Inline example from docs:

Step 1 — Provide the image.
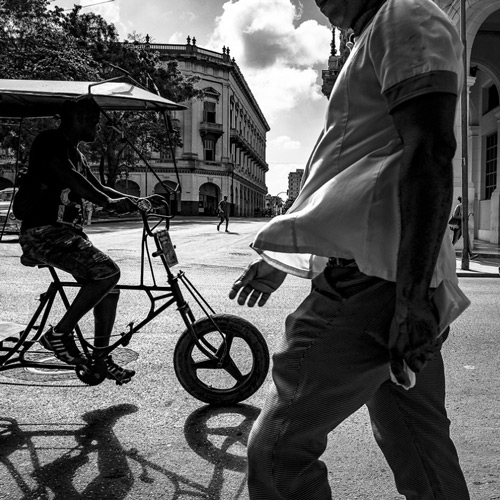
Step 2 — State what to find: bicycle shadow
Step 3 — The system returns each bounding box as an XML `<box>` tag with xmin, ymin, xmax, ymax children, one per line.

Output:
<box><xmin>0</xmin><ymin>404</ymin><xmax>137</xmax><ymax>500</ymax></box>
<box><xmin>0</xmin><ymin>403</ymin><xmax>261</xmax><ymax>500</ymax></box>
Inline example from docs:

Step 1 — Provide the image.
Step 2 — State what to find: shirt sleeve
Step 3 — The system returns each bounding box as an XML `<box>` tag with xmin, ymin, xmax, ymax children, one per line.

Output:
<box><xmin>368</xmin><ymin>0</ymin><xmax>463</xmax><ymax>112</ymax></box>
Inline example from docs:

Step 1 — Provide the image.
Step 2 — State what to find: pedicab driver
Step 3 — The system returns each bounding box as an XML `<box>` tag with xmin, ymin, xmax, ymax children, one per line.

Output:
<box><xmin>229</xmin><ymin>0</ymin><xmax>471</xmax><ymax>498</ymax></box>
<box><xmin>14</xmin><ymin>96</ymin><xmax>146</xmax><ymax>385</ymax></box>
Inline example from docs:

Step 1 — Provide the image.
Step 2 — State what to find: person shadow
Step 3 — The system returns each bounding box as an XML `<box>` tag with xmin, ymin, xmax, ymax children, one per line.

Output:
<box><xmin>0</xmin><ymin>403</ymin><xmax>260</xmax><ymax>500</ymax></box>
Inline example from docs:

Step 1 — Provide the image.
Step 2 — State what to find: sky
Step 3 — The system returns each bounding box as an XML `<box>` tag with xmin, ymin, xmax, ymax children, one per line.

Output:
<box><xmin>51</xmin><ymin>0</ymin><xmax>335</xmax><ymax>196</ymax></box>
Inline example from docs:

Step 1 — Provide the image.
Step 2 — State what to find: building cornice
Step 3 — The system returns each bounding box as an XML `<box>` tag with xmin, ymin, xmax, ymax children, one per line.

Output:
<box><xmin>137</xmin><ymin>41</ymin><xmax>270</xmax><ymax>131</ymax></box>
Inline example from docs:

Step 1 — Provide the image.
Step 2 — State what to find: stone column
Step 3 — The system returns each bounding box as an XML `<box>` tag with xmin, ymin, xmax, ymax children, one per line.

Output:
<box><xmin>488</xmin><ymin>108</ymin><xmax>500</xmax><ymax>243</ymax></box>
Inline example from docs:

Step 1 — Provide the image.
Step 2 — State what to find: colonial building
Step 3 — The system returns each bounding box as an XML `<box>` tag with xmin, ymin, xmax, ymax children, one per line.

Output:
<box><xmin>126</xmin><ymin>37</ymin><xmax>270</xmax><ymax>216</ymax></box>
<box><xmin>321</xmin><ymin>1</ymin><xmax>500</xmax><ymax>246</ymax></box>
<box><xmin>0</xmin><ymin>41</ymin><xmax>270</xmax><ymax>218</ymax></box>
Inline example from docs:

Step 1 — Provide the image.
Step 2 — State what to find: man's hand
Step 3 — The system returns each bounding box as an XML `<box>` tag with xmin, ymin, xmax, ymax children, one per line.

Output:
<box><xmin>106</xmin><ymin>197</ymin><xmax>136</xmax><ymax>214</ymax></box>
<box><xmin>229</xmin><ymin>259</ymin><xmax>287</xmax><ymax>307</ymax></box>
<box><xmin>389</xmin><ymin>297</ymin><xmax>440</xmax><ymax>387</ymax></box>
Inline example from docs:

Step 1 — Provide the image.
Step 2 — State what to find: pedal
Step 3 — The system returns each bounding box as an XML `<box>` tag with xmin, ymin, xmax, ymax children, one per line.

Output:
<box><xmin>0</xmin><ymin>337</ymin><xmax>19</xmax><ymax>352</ymax></box>
<box><xmin>120</xmin><ymin>321</ymin><xmax>136</xmax><ymax>347</ymax></box>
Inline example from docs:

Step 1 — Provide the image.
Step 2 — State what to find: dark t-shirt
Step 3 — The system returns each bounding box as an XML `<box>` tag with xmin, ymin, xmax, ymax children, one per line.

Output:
<box><xmin>15</xmin><ymin>129</ymin><xmax>86</xmax><ymax>231</ymax></box>
<box><xmin>219</xmin><ymin>200</ymin><xmax>228</xmax><ymax>216</ymax></box>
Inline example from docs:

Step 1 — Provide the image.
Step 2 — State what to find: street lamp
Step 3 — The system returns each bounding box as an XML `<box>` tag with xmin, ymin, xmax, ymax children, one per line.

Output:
<box><xmin>460</xmin><ymin>0</ymin><xmax>470</xmax><ymax>270</ymax></box>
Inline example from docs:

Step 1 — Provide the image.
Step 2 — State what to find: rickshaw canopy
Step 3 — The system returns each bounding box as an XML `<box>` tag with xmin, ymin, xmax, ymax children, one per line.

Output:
<box><xmin>0</xmin><ymin>79</ymin><xmax>187</xmax><ymax>118</ymax></box>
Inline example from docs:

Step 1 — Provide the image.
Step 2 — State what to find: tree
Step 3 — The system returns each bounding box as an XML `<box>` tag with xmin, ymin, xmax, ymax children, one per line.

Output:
<box><xmin>0</xmin><ymin>0</ymin><xmax>203</xmax><ymax>186</ymax></box>
<box><xmin>0</xmin><ymin>0</ymin><xmax>100</xmax><ymax>81</ymax></box>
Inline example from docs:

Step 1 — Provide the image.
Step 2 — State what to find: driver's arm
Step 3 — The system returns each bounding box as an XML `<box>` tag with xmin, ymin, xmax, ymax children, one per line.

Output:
<box><xmin>84</xmin><ymin>166</ymin><xmax>139</xmax><ymax>201</ymax></box>
<box><xmin>45</xmin><ymin>158</ymin><xmax>129</xmax><ymax>209</ymax></box>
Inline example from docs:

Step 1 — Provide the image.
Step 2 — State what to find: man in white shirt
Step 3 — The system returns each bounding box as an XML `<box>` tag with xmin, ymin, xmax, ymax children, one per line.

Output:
<box><xmin>229</xmin><ymin>0</ymin><xmax>471</xmax><ymax>498</ymax></box>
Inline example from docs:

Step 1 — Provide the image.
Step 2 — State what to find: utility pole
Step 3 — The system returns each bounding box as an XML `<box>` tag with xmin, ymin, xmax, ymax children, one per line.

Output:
<box><xmin>461</xmin><ymin>0</ymin><xmax>470</xmax><ymax>270</ymax></box>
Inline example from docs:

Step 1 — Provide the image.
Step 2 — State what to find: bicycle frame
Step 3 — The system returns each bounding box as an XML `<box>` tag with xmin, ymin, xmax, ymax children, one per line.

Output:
<box><xmin>0</xmin><ymin>207</ymin><xmax>226</xmax><ymax>373</ymax></box>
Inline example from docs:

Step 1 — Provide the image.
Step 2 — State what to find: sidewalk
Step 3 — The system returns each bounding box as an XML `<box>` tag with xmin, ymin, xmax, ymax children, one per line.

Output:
<box><xmin>456</xmin><ymin>239</ymin><xmax>500</xmax><ymax>277</ymax></box>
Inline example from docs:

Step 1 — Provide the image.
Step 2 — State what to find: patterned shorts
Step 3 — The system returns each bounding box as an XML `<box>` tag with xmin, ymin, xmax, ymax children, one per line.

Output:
<box><xmin>19</xmin><ymin>225</ymin><xmax>120</xmax><ymax>281</ymax></box>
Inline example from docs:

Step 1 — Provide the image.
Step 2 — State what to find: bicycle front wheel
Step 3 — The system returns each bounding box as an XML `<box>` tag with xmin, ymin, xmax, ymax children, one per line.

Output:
<box><xmin>173</xmin><ymin>314</ymin><xmax>269</xmax><ymax>405</ymax></box>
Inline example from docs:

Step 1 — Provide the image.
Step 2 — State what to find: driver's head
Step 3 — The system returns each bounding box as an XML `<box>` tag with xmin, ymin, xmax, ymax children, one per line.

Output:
<box><xmin>61</xmin><ymin>96</ymin><xmax>100</xmax><ymax>143</ymax></box>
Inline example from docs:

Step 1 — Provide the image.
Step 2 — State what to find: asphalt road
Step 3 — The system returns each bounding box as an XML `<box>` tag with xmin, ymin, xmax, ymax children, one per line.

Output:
<box><xmin>0</xmin><ymin>218</ymin><xmax>498</xmax><ymax>499</ymax></box>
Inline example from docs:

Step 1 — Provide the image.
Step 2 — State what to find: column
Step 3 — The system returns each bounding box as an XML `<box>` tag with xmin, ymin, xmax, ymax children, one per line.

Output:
<box><xmin>489</xmin><ymin>108</ymin><xmax>500</xmax><ymax>244</ymax></box>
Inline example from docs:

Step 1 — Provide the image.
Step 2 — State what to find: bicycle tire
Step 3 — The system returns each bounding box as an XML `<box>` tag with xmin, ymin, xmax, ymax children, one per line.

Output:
<box><xmin>174</xmin><ymin>314</ymin><xmax>269</xmax><ymax>405</ymax></box>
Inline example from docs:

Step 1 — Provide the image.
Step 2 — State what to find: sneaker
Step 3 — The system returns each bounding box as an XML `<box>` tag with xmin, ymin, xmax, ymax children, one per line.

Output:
<box><xmin>39</xmin><ymin>327</ymin><xmax>86</xmax><ymax>365</ymax></box>
<box><xmin>105</xmin><ymin>356</ymin><xmax>135</xmax><ymax>385</ymax></box>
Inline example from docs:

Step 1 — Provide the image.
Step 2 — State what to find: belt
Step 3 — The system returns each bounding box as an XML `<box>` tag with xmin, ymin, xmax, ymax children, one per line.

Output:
<box><xmin>327</xmin><ymin>257</ymin><xmax>357</xmax><ymax>268</ymax></box>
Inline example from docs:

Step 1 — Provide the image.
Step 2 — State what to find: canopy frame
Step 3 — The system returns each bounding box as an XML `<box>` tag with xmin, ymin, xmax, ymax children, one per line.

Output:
<box><xmin>0</xmin><ymin>77</ymin><xmax>186</xmax><ymax>240</ymax></box>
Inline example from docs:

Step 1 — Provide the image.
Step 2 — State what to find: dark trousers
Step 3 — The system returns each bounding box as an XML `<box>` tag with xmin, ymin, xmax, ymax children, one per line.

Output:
<box><xmin>247</xmin><ymin>269</ymin><xmax>470</xmax><ymax>499</ymax></box>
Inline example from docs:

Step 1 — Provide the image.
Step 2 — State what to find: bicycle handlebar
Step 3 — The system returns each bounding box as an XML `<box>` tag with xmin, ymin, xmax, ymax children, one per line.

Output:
<box><xmin>137</xmin><ymin>194</ymin><xmax>173</xmax><ymax>236</ymax></box>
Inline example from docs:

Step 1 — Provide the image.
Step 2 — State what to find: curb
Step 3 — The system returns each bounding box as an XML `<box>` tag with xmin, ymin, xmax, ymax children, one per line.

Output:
<box><xmin>455</xmin><ymin>252</ymin><xmax>500</xmax><ymax>259</ymax></box>
<box><xmin>457</xmin><ymin>272</ymin><xmax>500</xmax><ymax>278</ymax></box>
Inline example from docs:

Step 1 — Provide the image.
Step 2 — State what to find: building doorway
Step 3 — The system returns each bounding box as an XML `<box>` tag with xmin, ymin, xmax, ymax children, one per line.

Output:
<box><xmin>199</xmin><ymin>182</ymin><xmax>220</xmax><ymax>215</ymax></box>
<box><xmin>154</xmin><ymin>181</ymin><xmax>179</xmax><ymax>215</ymax></box>
<box><xmin>113</xmin><ymin>179</ymin><xmax>140</xmax><ymax>197</ymax></box>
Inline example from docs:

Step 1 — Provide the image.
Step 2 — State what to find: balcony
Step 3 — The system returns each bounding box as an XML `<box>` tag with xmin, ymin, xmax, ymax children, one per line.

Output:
<box><xmin>199</xmin><ymin>121</ymin><xmax>224</xmax><ymax>138</ymax></box>
<box><xmin>230</xmin><ymin>128</ymin><xmax>267</xmax><ymax>170</ymax></box>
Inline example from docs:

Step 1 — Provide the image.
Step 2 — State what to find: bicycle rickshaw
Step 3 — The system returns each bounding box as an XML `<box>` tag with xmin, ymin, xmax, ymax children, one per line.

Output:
<box><xmin>0</xmin><ymin>78</ymin><xmax>270</xmax><ymax>405</ymax></box>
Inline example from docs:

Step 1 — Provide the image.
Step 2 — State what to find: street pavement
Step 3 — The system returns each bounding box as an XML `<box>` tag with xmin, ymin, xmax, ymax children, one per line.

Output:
<box><xmin>0</xmin><ymin>217</ymin><xmax>499</xmax><ymax>499</ymax></box>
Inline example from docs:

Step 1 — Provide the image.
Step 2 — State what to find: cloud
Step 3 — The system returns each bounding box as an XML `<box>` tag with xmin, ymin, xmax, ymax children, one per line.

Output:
<box><xmin>90</xmin><ymin>1</ymin><xmax>121</xmax><ymax>26</ymax></box>
<box><xmin>246</xmin><ymin>65</ymin><xmax>323</xmax><ymax>121</ymax></box>
<box><xmin>180</xmin><ymin>11</ymin><xmax>196</xmax><ymax>23</ymax></box>
<box><xmin>208</xmin><ymin>0</ymin><xmax>331</xmax><ymax>121</ymax></box>
<box><xmin>268</xmin><ymin>135</ymin><xmax>301</xmax><ymax>150</ymax></box>
<box><xmin>266</xmin><ymin>162</ymin><xmax>304</xmax><ymax>195</ymax></box>
<box><xmin>168</xmin><ymin>32</ymin><xmax>185</xmax><ymax>44</ymax></box>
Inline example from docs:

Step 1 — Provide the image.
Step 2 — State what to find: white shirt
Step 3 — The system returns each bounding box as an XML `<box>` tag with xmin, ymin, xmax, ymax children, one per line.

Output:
<box><xmin>252</xmin><ymin>0</ymin><xmax>463</xmax><ymax>287</ymax></box>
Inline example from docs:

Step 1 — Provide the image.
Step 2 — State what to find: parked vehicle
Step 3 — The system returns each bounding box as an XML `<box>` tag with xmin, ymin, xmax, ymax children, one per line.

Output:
<box><xmin>0</xmin><ymin>186</ymin><xmax>20</xmax><ymax>233</ymax></box>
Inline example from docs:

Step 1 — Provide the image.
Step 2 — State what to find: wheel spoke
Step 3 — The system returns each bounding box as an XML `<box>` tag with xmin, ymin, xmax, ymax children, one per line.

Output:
<box><xmin>222</xmin><ymin>355</ymin><xmax>246</xmax><ymax>382</ymax></box>
<box><xmin>212</xmin><ymin>331</ymin><xmax>233</xmax><ymax>359</ymax></box>
<box><xmin>213</xmin><ymin>332</ymin><xmax>246</xmax><ymax>382</ymax></box>
<box><xmin>191</xmin><ymin>358</ymin><xmax>220</xmax><ymax>370</ymax></box>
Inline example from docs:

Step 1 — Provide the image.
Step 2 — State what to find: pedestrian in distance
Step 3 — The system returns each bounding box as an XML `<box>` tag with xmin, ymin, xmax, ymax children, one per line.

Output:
<box><xmin>83</xmin><ymin>199</ymin><xmax>94</xmax><ymax>225</ymax></box>
<box><xmin>229</xmin><ymin>0</ymin><xmax>471</xmax><ymax>498</ymax></box>
<box><xmin>13</xmin><ymin>96</ymin><xmax>152</xmax><ymax>384</ymax></box>
<box><xmin>450</xmin><ymin>196</ymin><xmax>478</xmax><ymax>259</ymax></box>
<box><xmin>217</xmin><ymin>195</ymin><xmax>230</xmax><ymax>232</ymax></box>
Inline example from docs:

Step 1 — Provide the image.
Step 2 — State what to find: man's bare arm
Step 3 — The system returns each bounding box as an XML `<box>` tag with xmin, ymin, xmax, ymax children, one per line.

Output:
<box><xmin>84</xmin><ymin>167</ymin><xmax>138</xmax><ymax>201</ymax></box>
<box><xmin>45</xmin><ymin>159</ymin><xmax>130</xmax><ymax>209</ymax></box>
<box><xmin>390</xmin><ymin>92</ymin><xmax>457</xmax><ymax>378</ymax></box>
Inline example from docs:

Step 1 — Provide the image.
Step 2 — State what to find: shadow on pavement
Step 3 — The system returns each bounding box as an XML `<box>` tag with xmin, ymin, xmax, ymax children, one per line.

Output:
<box><xmin>0</xmin><ymin>404</ymin><xmax>137</xmax><ymax>500</ymax></box>
<box><xmin>0</xmin><ymin>403</ymin><xmax>261</xmax><ymax>500</ymax></box>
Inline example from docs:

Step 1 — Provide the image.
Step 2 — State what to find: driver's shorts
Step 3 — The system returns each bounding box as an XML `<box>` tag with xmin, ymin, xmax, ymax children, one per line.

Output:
<box><xmin>19</xmin><ymin>224</ymin><xmax>120</xmax><ymax>281</ymax></box>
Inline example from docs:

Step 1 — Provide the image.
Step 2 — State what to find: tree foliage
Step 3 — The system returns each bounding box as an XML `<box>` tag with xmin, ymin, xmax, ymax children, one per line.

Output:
<box><xmin>0</xmin><ymin>0</ymin><xmax>203</xmax><ymax>186</ymax></box>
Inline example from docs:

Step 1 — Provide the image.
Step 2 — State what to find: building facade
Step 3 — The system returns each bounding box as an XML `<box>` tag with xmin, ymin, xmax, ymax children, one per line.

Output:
<box><xmin>288</xmin><ymin>169</ymin><xmax>304</xmax><ymax>201</ymax></box>
<box><xmin>0</xmin><ymin>40</ymin><xmax>270</xmax><ymax>218</ymax></box>
<box><xmin>322</xmin><ymin>1</ymin><xmax>500</xmax><ymax>246</ymax></box>
<box><xmin>129</xmin><ymin>38</ymin><xmax>270</xmax><ymax>217</ymax></box>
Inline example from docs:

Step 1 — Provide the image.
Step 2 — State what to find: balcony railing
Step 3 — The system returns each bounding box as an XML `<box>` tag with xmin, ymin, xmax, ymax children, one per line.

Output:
<box><xmin>199</xmin><ymin>122</ymin><xmax>224</xmax><ymax>137</ymax></box>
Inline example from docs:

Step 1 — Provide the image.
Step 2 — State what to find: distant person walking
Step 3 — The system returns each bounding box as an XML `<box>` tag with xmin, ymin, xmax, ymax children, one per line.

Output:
<box><xmin>83</xmin><ymin>199</ymin><xmax>94</xmax><ymax>225</ymax></box>
<box><xmin>450</xmin><ymin>196</ymin><xmax>477</xmax><ymax>259</ymax></box>
<box><xmin>217</xmin><ymin>196</ymin><xmax>229</xmax><ymax>232</ymax></box>
<box><xmin>450</xmin><ymin>196</ymin><xmax>463</xmax><ymax>245</ymax></box>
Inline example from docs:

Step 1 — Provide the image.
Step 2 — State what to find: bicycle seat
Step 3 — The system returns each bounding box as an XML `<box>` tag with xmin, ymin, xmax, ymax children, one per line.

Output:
<box><xmin>20</xmin><ymin>254</ymin><xmax>44</xmax><ymax>268</ymax></box>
